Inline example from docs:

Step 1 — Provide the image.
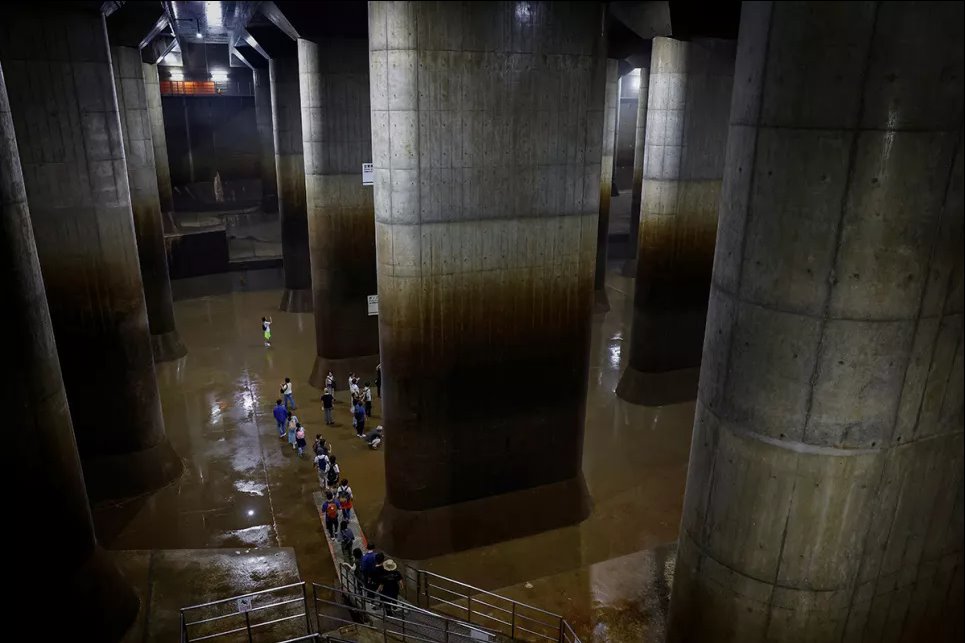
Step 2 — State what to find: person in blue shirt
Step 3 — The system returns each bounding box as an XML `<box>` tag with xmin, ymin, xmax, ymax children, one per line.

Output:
<box><xmin>321</xmin><ymin>491</ymin><xmax>341</xmax><ymax>538</ymax></box>
<box><xmin>360</xmin><ymin>543</ymin><xmax>378</xmax><ymax>596</ymax></box>
<box><xmin>273</xmin><ymin>399</ymin><xmax>287</xmax><ymax>438</ymax></box>
<box><xmin>353</xmin><ymin>400</ymin><xmax>366</xmax><ymax>437</ymax></box>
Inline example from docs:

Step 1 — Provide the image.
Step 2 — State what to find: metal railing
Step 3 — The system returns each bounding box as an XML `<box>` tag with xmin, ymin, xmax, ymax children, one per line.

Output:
<box><xmin>180</xmin><ymin>582</ymin><xmax>313</xmax><ymax>643</ymax></box>
<box><xmin>403</xmin><ymin>569</ymin><xmax>581</xmax><ymax>643</ymax></box>
<box><xmin>312</xmin><ymin>581</ymin><xmax>500</xmax><ymax>642</ymax></box>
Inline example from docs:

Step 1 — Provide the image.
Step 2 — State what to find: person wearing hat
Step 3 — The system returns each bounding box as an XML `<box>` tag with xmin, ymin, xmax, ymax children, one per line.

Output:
<box><xmin>377</xmin><ymin>559</ymin><xmax>403</xmax><ymax>615</ymax></box>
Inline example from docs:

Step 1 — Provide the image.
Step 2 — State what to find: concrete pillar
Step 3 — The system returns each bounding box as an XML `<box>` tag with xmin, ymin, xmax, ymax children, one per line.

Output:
<box><xmin>253</xmin><ymin>67</ymin><xmax>278</xmax><ymax>213</ymax></box>
<box><xmin>369</xmin><ymin>0</ymin><xmax>605</xmax><ymax>558</ymax></box>
<box><xmin>622</xmin><ymin>67</ymin><xmax>649</xmax><ymax>276</ymax></box>
<box><xmin>299</xmin><ymin>37</ymin><xmax>379</xmax><ymax>387</ymax></box>
<box><xmin>594</xmin><ymin>60</ymin><xmax>619</xmax><ymax>312</ymax></box>
<box><xmin>1</xmin><ymin>59</ymin><xmax>139</xmax><ymax>643</ymax></box>
<box><xmin>143</xmin><ymin>62</ymin><xmax>174</xmax><ymax>222</ymax></box>
<box><xmin>0</xmin><ymin>6</ymin><xmax>183</xmax><ymax>502</ymax></box>
<box><xmin>616</xmin><ymin>37</ymin><xmax>735</xmax><ymax>405</ymax></box>
<box><xmin>669</xmin><ymin>3</ymin><xmax>964</xmax><ymax>642</ymax></box>
<box><xmin>112</xmin><ymin>45</ymin><xmax>186</xmax><ymax>362</ymax></box>
<box><xmin>271</xmin><ymin>56</ymin><xmax>312</xmax><ymax>311</ymax></box>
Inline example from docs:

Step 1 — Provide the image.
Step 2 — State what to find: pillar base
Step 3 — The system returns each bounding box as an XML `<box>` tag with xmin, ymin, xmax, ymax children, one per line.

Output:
<box><xmin>279</xmin><ymin>288</ymin><xmax>313</xmax><ymax>312</ymax></box>
<box><xmin>308</xmin><ymin>353</ymin><xmax>380</xmax><ymax>389</ymax></box>
<box><xmin>83</xmin><ymin>437</ymin><xmax>184</xmax><ymax>504</ymax></box>
<box><xmin>151</xmin><ymin>329</ymin><xmax>187</xmax><ymax>363</ymax></box>
<box><xmin>62</xmin><ymin>546</ymin><xmax>139</xmax><ymax>641</ymax></box>
<box><xmin>620</xmin><ymin>258</ymin><xmax>637</xmax><ymax>277</ymax></box>
<box><xmin>616</xmin><ymin>364</ymin><xmax>700</xmax><ymax>406</ymax></box>
<box><xmin>594</xmin><ymin>288</ymin><xmax>610</xmax><ymax>313</ymax></box>
<box><xmin>372</xmin><ymin>474</ymin><xmax>591</xmax><ymax>559</ymax></box>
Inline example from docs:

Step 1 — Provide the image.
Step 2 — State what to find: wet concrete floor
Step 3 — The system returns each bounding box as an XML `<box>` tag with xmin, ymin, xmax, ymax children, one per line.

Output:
<box><xmin>96</xmin><ymin>266</ymin><xmax>695</xmax><ymax>641</ymax></box>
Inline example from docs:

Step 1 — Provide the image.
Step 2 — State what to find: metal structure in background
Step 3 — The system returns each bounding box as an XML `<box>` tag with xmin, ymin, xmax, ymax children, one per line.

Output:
<box><xmin>179</xmin><ymin>569</ymin><xmax>582</xmax><ymax>643</ymax></box>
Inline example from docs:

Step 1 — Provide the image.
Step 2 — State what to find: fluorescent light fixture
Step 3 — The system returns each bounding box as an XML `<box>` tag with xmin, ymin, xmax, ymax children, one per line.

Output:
<box><xmin>205</xmin><ymin>1</ymin><xmax>223</xmax><ymax>27</ymax></box>
<box><xmin>169</xmin><ymin>70</ymin><xmax>184</xmax><ymax>81</ymax></box>
<box><xmin>211</xmin><ymin>70</ymin><xmax>229</xmax><ymax>82</ymax></box>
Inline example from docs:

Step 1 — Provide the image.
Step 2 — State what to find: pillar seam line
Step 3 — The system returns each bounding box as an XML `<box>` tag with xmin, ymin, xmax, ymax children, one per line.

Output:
<box><xmin>728</xmin><ymin>122</ymin><xmax>956</xmax><ymax>134</ymax></box>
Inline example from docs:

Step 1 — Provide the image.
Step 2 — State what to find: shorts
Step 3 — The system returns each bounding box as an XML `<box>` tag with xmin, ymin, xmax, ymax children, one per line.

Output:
<box><xmin>264</xmin><ymin>330</ymin><xmax>271</xmax><ymax>340</ymax></box>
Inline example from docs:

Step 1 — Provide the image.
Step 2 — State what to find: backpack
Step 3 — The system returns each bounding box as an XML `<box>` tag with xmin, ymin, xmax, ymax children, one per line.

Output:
<box><xmin>327</xmin><ymin>465</ymin><xmax>339</xmax><ymax>485</ymax></box>
<box><xmin>325</xmin><ymin>501</ymin><xmax>338</xmax><ymax>520</ymax></box>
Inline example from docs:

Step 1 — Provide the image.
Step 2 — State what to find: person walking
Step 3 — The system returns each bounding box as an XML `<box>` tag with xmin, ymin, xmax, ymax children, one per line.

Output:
<box><xmin>325</xmin><ymin>455</ymin><xmax>341</xmax><ymax>489</ymax></box>
<box><xmin>326</xmin><ymin>371</ymin><xmax>335</xmax><ymax>394</ymax></box>
<box><xmin>273</xmin><ymin>399</ymin><xmax>287</xmax><ymax>438</ymax></box>
<box><xmin>375</xmin><ymin>363</ymin><xmax>381</xmax><ymax>398</ymax></box>
<box><xmin>322</xmin><ymin>492</ymin><xmax>340</xmax><ymax>538</ymax></box>
<box><xmin>295</xmin><ymin>424</ymin><xmax>306</xmax><ymax>457</ymax></box>
<box><xmin>353</xmin><ymin>399</ymin><xmax>366</xmax><ymax>437</ymax></box>
<box><xmin>322</xmin><ymin>388</ymin><xmax>334</xmax><ymax>425</ymax></box>
<box><xmin>314</xmin><ymin>450</ymin><xmax>330</xmax><ymax>488</ymax></box>
<box><xmin>338</xmin><ymin>521</ymin><xmax>355</xmax><ymax>559</ymax></box>
<box><xmin>377</xmin><ymin>560</ymin><xmax>403</xmax><ymax>616</ymax></box>
<box><xmin>262</xmin><ymin>316</ymin><xmax>272</xmax><ymax>347</ymax></box>
<box><xmin>281</xmin><ymin>377</ymin><xmax>296</xmax><ymax>410</ymax></box>
<box><xmin>287</xmin><ymin>412</ymin><xmax>298</xmax><ymax>450</ymax></box>
<box><xmin>363</xmin><ymin>383</ymin><xmax>373</xmax><ymax>417</ymax></box>
<box><xmin>338</xmin><ymin>489</ymin><xmax>353</xmax><ymax>521</ymax></box>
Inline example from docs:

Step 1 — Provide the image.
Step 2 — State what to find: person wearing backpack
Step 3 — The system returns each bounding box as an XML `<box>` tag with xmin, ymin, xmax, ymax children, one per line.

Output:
<box><xmin>325</xmin><ymin>455</ymin><xmax>341</xmax><ymax>489</ymax></box>
<box><xmin>338</xmin><ymin>521</ymin><xmax>355</xmax><ymax>559</ymax></box>
<box><xmin>322</xmin><ymin>491</ymin><xmax>340</xmax><ymax>538</ymax></box>
<box><xmin>314</xmin><ymin>450</ymin><xmax>330</xmax><ymax>488</ymax></box>
<box><xmin>338</xmin><ymin>490</ymin><xmax>353</xmax><ymax>521</ymax></box>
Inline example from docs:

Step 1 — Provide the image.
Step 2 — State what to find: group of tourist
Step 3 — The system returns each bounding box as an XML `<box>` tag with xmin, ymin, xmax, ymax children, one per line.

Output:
<box><xmin>350</xmin><ymin>543</ymin><xmax>404</xmax><ymax>616</ymax></box>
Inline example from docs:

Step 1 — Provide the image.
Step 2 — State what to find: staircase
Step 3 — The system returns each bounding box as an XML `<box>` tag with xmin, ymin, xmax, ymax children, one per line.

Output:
<box><xmin>179</xmin><ymin>566</ymin><xmax>580</xmax><ymax>643</ymax></box>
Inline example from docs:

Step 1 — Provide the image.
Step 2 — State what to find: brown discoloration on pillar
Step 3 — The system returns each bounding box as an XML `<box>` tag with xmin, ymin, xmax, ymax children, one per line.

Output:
<box><xmin>594</xmin><ymin>60</ymin><xmax>619</xmax><ymax>312</ymax></box>
<box><xmin>143</xmin><ymin>62</ymin><xmax>174</xmax><ymax>221</ymax></box>
<box><xmin>369</xmin><ymin>1</ymin><xmax>605</xmax><ymax>557</ymax></box>
<box><xmin>113</xmin><ymin>46</ymin><xmax>186</xmax><ymax>362</ymax></box>
<box><xmin>271</xmin><ymin>56</ymin><xmax>312</xmax><ymax>311</ymax></box>
<box><xmin>668</xmin><ymin>3</ymin><xmax>965</xmax><ymax>640</ymax></box>
<box><xmin>253</xmin><ymin>68</ymin><xmax>277</xmax><ymax>213</ymax></box>
<box><xmin>0</xmin><ymin>7</ymin><xmax>183</xmax><ymax>502</ymax></box>
<box><xmin>1</xmin><ymin>60</ymin><xmax>139</xmax><ymax>641</ymax></box>
<box><xmin>299</xmin><ymin>38</ymin><xmax>379</xmax><ymax>387</ymax></box>
<box><xmin>617</xmin><ymin>37</ymin><xmax>735</xmax><ymax>406</ymax></box>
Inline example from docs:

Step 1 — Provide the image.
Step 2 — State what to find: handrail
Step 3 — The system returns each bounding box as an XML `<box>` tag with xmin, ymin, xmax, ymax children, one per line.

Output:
<box><xmin>180</xmin><ymin>581</ymin><xmax>307</xmax><ymax>611</ymax></box>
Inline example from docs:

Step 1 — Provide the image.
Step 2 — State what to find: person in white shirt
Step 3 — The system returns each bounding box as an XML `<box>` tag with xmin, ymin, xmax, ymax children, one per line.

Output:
<box><xmin>282</xmin><ymin>377</ymin><xmax>296</xmax><ymax>410</ymax></box>
<box><xmin>262</xmin><ymin>316</ymin><xmax>272</xmax><ymax>347</ymax></box>
<box><xmin>363</xmin><ymin>383</ymin><xmax>373</xmax><ymax>416</ymax></box>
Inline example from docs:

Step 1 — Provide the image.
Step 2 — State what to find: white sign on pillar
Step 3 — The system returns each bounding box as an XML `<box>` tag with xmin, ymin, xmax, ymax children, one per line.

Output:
<box><xmin>367</xmin><ymin>295</ymin><xmax>379</xmax><ymax>316</ymax></box>
<box><xmin>362</xmin><ymin>163</ymin><xmax>374</xmax><ymax>186</ymax></box>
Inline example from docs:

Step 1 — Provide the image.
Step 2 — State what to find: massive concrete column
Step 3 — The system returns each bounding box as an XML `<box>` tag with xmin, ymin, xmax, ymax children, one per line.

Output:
<box><xmin>299</xmin><ymin>37</ymin><xmax>379</xmax><ymax>387</ymax></box>
<box><xmin>112</xmin><ymin>45</ymin><xmax>186</xmax><ymax>362</ymax></box>
<box><xmin>143</xmin><ymin>62</ymin><xmax>174</xmax><ymax>220</ymax></box>
<box><xmin>271</xmin><ymin>56</ymin><xmax>312</xmax><ymax>311</ymax></box>
<box><xmin>2</xmin><ymin>59</ymin><xmax>139</xmax><ymax>643</ymax></box>
<box><xmin>370</xmin><ymin>0</ymin><xmax>605</xmax><ymax>557</ymax></box>
<box><xmin>0</xmin><ymin>6</ymin><xmax>183</xmax><ymax>502</ymax></box>
<box><xmin>669</xmin><ymin>3</ymin><xmax>964</xmax><ymax>642</ymax></box>
<box><xmin>616</xmin><ymin>37</ymin><xmax>735</xmax><ymax>405</ymax></box>
<box><xmin>622</xmin><ymin>67</ymin><xmax>649</xmax><ymax>276</ymax></box>
<box><xmin>253</xmin><ymin>67</ymin><xmax>278</xmax><ymax>213</ymax></box>
<box><xmin>594</xmin><ymin>60</ymin><xmax>619</xmax><ymax>312</ymax></box>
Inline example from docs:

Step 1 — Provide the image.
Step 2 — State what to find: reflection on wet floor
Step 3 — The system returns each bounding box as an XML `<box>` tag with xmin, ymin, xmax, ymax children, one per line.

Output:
<box><xmin>95</xmin><ymin>267</ymin><xmax>694</xmax><ymax>641</ymax></box>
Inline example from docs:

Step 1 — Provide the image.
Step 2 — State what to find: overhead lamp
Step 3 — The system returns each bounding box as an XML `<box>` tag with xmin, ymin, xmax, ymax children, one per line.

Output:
<box><xmin>169</xmin><ymin>70</ymin><xmax>184</xmax><ymax>81</ymax></box>
<box><xmin>211</xmin><ymin>70</ymin><xmax>229</xmax><ymax>82</ymax></box>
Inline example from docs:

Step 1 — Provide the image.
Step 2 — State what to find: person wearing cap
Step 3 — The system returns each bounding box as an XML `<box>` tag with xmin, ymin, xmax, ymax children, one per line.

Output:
<box><xmin>377</xmin><ymin>559</ymin><xmax>403</xmax><ymax>616</ymax></box>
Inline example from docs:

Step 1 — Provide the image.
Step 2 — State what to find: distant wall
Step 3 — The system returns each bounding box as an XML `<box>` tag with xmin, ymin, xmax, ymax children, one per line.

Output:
<box><xmin>161</xmin><ymin>95</ymin><xmax>259</xmax><ymax>186</ymax></box>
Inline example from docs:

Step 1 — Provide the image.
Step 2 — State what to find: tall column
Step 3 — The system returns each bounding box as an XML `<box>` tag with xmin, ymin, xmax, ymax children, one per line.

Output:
<box><xmin>616</xmin><ymin>37</ymin><xmax>735</xmax><ymax>405</ymax></box>
<box><xmin>0</xmin><ymin>6</ymin><xmax>183</xmax><ymax>502</ymax></box>
<box><xmin>2</xmin><ymin>59</ymin><xmax>139</xmax><ymax>643</ymax></box>
<box><xmin>594</xmin><ymin>60</ymin><xmax>619</xmax><ymax>312</ymax></box>
<box><xmin>299</xmin><ymin>37</ymin><xmax>379</xmax><ymax>387</ymax></box>
<box><xmin>622</xmin><ymin>67</ymin><xmax>649</xmax><ymax>276</ymax></box>
<box><xmin>253</xmin><ymin>67</ymin><xmax>278</xmax><ymax>213</ymax></box>
<box><xmin>143</xmin><ymin>62</ymin><xmax>174</xmax><ymax>221</ymax></box>
<box><xmin>271</xmin><ymin>56</ymin><xmax>312</xmax><ymax>311</ymax></box>
<box><xmin>669</xmin><ymin>3</ymin><xmax>964</xmax><ymax>642</ymax></box>
<box><xmin>370</xmin><ymin>1</ymin><xmax>604</xmax><ymax>558</ymax></box>
<box><xmin>112</xmin><ymin>45</ymin><xmax>186</xmax><ymax>362</ymax></box>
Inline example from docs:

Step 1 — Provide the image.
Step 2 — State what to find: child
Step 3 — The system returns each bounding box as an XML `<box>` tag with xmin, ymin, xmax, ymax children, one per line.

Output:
<box><xmin>325</xmin><ymin>455</ymin><xmax>341</xmax><ymax>490</ymax></box>
<box><xmin>338</xmin><ymin>490</ymin><xmax>353</xmax><ymax>521</ymax></box>
<box><xmin>322</xmin><ymin>492</ymin><xmax>340</xmax><ymax>538</ymax></box>
<box><xmin>287</xmin><ymin>412</ymin><xmax>298</xmax><ymax>450</ymax></box>
<box><xmin>295</xmin><ymin>424</ymin><xmax>306</xmax><ymax>457</ymax></box>
<box><xmin>262</xmin><ymin>316</ymin><xmax>272</xmax><ymax>347</ymax></box>
<box><xmin>338</xmin><ymin>521</ymin><xmax>355</xmax><ymax>559</ymax></box>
